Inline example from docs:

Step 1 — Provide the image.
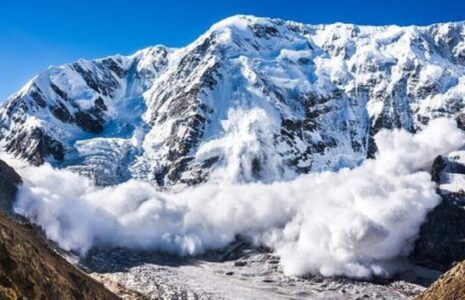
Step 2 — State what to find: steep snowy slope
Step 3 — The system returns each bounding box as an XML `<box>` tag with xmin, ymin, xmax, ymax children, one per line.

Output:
<box><xmin>1</xmin><ymin>15</ymin><xmax>465</xmax><ymax>186</ymax></box>
<box><xmin>0</xmin><ymin>46</ymin><xmax>172</xmax><ymax>185</ymax></box>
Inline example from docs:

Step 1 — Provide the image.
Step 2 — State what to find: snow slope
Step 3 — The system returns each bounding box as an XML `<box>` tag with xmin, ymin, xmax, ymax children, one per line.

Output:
<box><xmin>1</xmin><ymin>15</ymin><xmax>465</xmax><ymax>186</ymax></box>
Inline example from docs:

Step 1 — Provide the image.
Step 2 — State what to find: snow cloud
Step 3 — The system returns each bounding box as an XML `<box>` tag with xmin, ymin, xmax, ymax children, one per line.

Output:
<box><xmin>7</xmin><ymin>117</ymin><xmax>464</xmax><ymax>279</ymax></box>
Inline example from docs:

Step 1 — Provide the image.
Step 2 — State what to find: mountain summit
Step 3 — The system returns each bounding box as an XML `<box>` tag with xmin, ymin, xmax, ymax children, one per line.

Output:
<box><xmin>1</xmin><ymin>15</ymin><xmax>464</xmax><ymax>186</ymax></box>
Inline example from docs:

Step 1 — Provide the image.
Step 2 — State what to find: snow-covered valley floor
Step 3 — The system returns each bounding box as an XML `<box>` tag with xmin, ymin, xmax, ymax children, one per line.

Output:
<box><xmin>78</xmin><ymin>241</ymin><xmax>438</xmax><ymax>299</ymax></box>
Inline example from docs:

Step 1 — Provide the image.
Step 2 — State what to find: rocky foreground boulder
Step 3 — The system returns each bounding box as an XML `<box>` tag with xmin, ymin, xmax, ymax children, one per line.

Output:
<box><xmin>0</xmin><ymin>212</ymin><xmax>118</xmax><ymax>299</ymax></box>
<box><xmin>0</xmin><ymin>159</ymin><xmax>118</xmax><ymax>300</ymax></box>
<box><xmin>416</xmin><ymin>260</ymin><xmax>465</xmax><ymax>300</ymax></box>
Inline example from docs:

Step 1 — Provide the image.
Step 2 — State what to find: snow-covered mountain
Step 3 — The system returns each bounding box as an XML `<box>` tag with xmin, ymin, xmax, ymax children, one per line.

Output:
<box><xmin>1</xmin><ymin>15</ymin><xmax>465</xmax><ymax>186</ymax></box>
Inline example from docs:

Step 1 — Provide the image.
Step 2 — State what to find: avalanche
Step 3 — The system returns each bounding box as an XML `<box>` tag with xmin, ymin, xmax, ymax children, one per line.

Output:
<box><xmin>2</xmin><ymin>13</ymin><xmax>465</xmax><ymax>281</ymax></box>
<box><xmin>8</xmin><ymin>117</ymin><xmax>464</xmax><ymax>279</ymax></box>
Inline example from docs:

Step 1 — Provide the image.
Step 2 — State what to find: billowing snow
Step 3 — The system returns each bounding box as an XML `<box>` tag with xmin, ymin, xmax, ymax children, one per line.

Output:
<box><xmin>1</xmin><ymin>17</ymin><xmax>465</xmax><ymax>296</ymax></box>
<box><xmin>5</xmin><ymin>118</ymin><xmax>463</xmax><ymax>280</ymax></box>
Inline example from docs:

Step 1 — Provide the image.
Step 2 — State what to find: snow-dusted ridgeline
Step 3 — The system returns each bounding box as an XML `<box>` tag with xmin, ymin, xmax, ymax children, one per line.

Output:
<box><xmin>1</xmin><ymin>15</ymin><xmax>465</xmax><ymax>186</ymax></box>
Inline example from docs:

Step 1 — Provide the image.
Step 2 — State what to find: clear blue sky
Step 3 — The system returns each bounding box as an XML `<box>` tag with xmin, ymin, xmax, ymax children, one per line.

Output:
<box><xmin>1</xmin><ymin>0</ymin><xmax>465</xmax><ymax>100</ymax></box>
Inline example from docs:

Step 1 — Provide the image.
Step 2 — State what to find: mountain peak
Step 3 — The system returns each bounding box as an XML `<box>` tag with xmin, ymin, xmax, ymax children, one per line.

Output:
<box><xmin>1</xmin><ymin>16</ymin><xmax>465</xmax><ymax>186</ymax></box>
<box><xmin>210</xmin><ymin>15</ymin><xmax>274</xmax><ymax>30</ymax></box>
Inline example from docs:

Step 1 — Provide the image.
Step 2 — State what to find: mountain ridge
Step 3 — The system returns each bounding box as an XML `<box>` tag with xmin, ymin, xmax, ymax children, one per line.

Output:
<box><xmin>1</xmin><ymin>15</ymin><xmax>465</xmax><ymax>186</ymax></box>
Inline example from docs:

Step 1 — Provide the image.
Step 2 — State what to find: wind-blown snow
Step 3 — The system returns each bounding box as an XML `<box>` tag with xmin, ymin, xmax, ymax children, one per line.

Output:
<box><xmin>8</xmin><ymin>118</ymin><xmax>464</xmax><ymax>279</ymax></box>
<box><xmin>196</xmin><ymin>107</ymin><xmax>294</xmax><ymax>183</ymax></box>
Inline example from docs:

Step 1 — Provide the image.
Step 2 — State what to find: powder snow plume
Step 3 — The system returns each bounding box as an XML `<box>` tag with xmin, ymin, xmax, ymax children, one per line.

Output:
<box><xmin>6</xmin><ymin>116</ymin><xmax>464</xmax><ymax>279</ymax></box>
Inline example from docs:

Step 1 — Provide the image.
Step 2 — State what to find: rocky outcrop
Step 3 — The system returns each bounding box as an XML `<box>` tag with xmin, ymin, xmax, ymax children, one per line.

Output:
<box><xmin>0</xmin><ymin>160</ymin><xmax>118</xmax><ymax>300</ymax></box>
<box><xmin>412</xmin><ymin>152</ymin><xmax>465</xmax><ymax>271</ymax></box>
<box><xmin>416</xmin><ymin>260</ymin><xmax>465</xmax><ymax>300</ymax></box>
<box><xmin>0</xmin><ymin>160</ymin><xmax>22</xmax><ymax>216</ymax></box>
<box><xmin>0</xmin><ymin>212</ymin><xmax>118</xmax><ymax>300</ymax></box>
<box><xmin>412</xmin><ymin>195</ymin><xmax>465</xmax><ymax>271</ymax></box>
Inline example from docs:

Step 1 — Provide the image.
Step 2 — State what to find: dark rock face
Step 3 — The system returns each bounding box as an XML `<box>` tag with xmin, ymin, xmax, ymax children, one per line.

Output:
<box><xmin>0</xmin><ymin>160</ymin><xmax>22</xmax><ymax>216</ymax></box>
<box><xmin>412</xmin><ymin>155</ymin><xmax>465</xmax><ymax>271</ymax></box>
<box><xmin>74</xmin><ymin>111</ymin><xmax>105</xmax><ymax>134</ymax></box>
<box><xmin>412</xmin><ymin>195</ymin><xmax>465</xmax><ymax>271</ymax></box>
<box><xmin>29</xmin><ymin>85</ymin><xmax>47</xmax><ymax>108</ymax></box>
<box><xmin>430</xmin><ymin>156</ymin><xmax>448</xmax><ymax>183</ymax></box>
<box><xmin>4</xmin><ymin>127</ymin><xmax>64</xmax><ymax>165</ymax></box>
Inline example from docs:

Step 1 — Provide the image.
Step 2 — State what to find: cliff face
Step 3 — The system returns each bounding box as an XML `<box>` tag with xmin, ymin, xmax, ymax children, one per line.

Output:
<box><xmin>412</xmin><ymin>152</ymin><xmax>465</xmax><ymax>271</ymax></box>
<box><xmin>0</xmin><ymin>159</ymin><xmax>117</xmax><ymax>300</ymax></box>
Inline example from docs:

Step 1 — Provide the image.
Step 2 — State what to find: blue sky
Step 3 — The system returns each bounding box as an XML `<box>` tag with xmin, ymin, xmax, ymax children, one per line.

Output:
<box><xmin>1</xmin><ymin>0</ymin><xmax>465</xmax><ymax>100</ymax></box>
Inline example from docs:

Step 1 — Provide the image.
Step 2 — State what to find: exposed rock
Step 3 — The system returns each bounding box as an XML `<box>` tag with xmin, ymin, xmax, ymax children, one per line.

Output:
<box><xmin>0</xmin><ymin>160</ymin><xmax>117</xmax><ymax>300</ymax></box>
<box><xmin>412</xmin><ymin>196</ymin><xmax>465</xmax><ymax>271</ymax></box>
<box><xmin>0</xmin><ymin>160</ymin><xmax>22</xmax><ymax>216</ymax></box>
<box><xmin>4</xmin><ymin>127</ymin><xmax>64</xmax><ymax>165</ymax></box>
<box><xmin>416</xmin><ymin>260</ymin><xmax>465</xmax><ymax>300</ymax></box>
<box><xmin>0</xmin><ymin>212</ymin><xmax>118</xmax><ymax>300</ymax></box>
<box><xmin>74</xmin><ymin>111</ymin><xmax>105</xmax><ymax>133</ymax></box>
<box><xmin>412</xmin><ymin>153</ymin><xmax>465</xmax><ymax>271</ymax></box>
<box><xmin>0</xmin><ymin>16</ymin><xmax>464</xmax><ymax>186</ymax></box>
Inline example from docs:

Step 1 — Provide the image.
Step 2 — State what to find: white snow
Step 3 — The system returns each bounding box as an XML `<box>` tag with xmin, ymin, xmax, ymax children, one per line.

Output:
<box><xmin>2</xmin><ymin>16</ymin><xmax>465</xmax><ymax>186</ymax></box>
<box><xmin>6</xmin><ymin>118</ymin><xmax>463</xmax><ymax>280</ymax></box>
<box><xmin>0</xmin><ymin>16</ymin><xmax>465</xmax><ymax>292</ymax></box>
